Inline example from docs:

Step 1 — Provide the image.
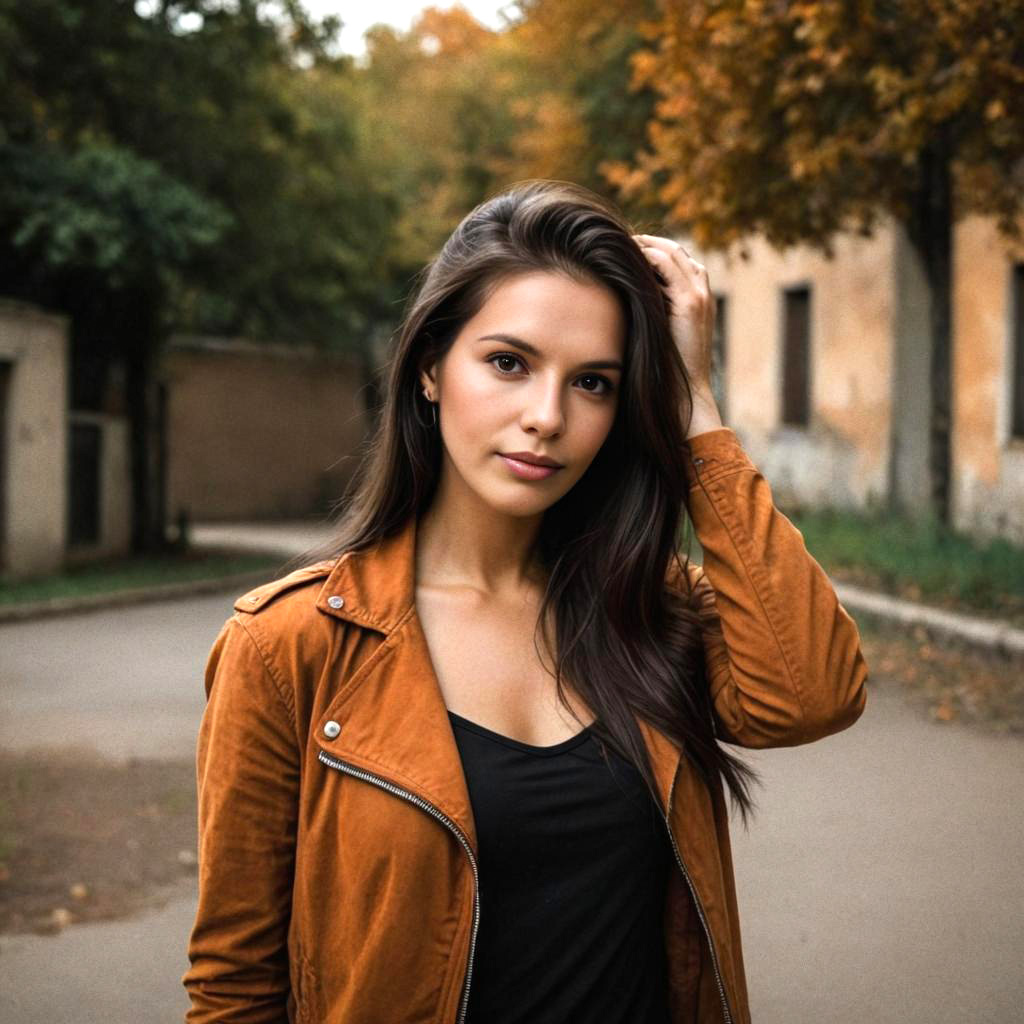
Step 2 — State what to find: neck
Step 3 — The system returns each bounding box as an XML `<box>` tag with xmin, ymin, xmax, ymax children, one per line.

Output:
<box><xmin>415</xmin><ymin>472</ymin><xmax>546</xmax><ymax>597</ymax></box>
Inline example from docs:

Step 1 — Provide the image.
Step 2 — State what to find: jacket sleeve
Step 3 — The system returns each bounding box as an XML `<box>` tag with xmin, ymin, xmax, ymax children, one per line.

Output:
<box><xmin>675</xmin><ymin>427</ymin><xmax>869</xmax><ymax>748</ymax></box>
<box><xmin>182</xmin><ymin>614</ymin><xmax>300</xmax><ymax>1023</ymax></box>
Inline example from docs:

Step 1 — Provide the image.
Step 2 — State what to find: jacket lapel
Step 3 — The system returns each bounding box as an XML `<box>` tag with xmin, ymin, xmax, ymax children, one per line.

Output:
<box><xmin>312</xmin><ymin>515</ymin><xmax>479</xmax><ymax>853</ymax></box>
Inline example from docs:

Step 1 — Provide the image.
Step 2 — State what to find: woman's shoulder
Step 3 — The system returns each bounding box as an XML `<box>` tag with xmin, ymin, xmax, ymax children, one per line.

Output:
<box><xmin>226</xmin><ymin>556</ymin><xmax>353</xmax><ymax>658</ymax></box>
<box><xmin>231</xmin><ymin>558</ymin><xmax>340</xmax><ymax>617</ymax></box>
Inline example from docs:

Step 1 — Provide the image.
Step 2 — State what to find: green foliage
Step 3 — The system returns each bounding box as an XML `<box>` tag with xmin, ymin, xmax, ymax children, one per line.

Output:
<box><xmin>0</xmin><ymin>0</ymin><xmax>393</xmax><ymax>347</ymax></box>
<box><xmin>2</xmin><ymin>141</ymin><xmax>229</xmax><ymax>288</ymax></box>
<box><xmin>352</xmin><ymin>11</ymin><xmax>523</xmax><ymax>278</ymax></box>
<box><xmin>785</xmin><ymin>504</ymin><xmax>1024</xmax><ymax>616</ymax></box>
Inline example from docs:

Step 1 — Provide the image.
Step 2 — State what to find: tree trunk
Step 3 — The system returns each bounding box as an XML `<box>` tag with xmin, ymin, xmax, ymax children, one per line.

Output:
<box><xmin>122</xmin><ymin>290</ymin><xmax>169</xmax><ymax>553</ymax></box>
<box><xmin>905</xmin><ymin>134</ymin><xmax>954</xmax><ymax>526</ymax></box>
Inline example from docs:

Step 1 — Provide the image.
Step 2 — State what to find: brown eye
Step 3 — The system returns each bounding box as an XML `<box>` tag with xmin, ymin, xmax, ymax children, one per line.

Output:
<box><xmin>577</xmin><ymin>374</ymin><xmax>614</xmax><ymax>396</ymax></box>
<box><xmin>488</xmin><ymin>353</ymin><xmax>525</xmax><ymax>374</ymax></box>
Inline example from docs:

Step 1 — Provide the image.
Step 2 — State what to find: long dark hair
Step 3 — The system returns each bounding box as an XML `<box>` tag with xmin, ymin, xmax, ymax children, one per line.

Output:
<box><xmin>301</xmin><ymin>179</ymin><xmax>759</xmax><ymax>825</ymax></box>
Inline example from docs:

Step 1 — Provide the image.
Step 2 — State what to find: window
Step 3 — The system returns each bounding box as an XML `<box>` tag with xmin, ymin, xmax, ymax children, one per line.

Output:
<box><xmin>711</xmin><ymin>294</ymin><xmax>728</xmax><ymax>420</ymax></box>
<box><xmin>1013</xmin><ymin>263</ymin><xmax>1024</xmax><ymax>440</ymax></box>
<box><xmin>781</xmin><ymin>285</ymin><xmax>811</xmax><ymax>427</ymax></box>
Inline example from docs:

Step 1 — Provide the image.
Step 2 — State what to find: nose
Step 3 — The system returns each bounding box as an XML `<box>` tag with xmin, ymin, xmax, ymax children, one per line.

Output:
<box><xmin>519</xmin><ymin>374</ymin><xmax>565</xmax><ymax>437</ymax></box>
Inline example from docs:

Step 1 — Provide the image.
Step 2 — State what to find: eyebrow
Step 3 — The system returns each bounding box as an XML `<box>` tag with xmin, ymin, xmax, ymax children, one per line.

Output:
<box><xmin>476</xmin><ymin>333</ymin><xmax>623</xmax><ymax>372</ymax></box>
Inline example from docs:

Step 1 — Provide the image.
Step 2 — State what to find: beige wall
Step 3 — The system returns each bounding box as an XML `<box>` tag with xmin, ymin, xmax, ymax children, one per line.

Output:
<box><xmin>690</xmin><ymin>223</ymin><xmax>895</xmax><ymax>511</ymax></box>
<box><xmin>0</xmin><ymin>300</ymin><xmax>68</xmax><ymax>578</ymax></box>
<box><xmin>952</xmin><ymin>214</ymin><xmax>1024</xmax><ymax>543</ymax></box>
<box><xmin>164</xmin><ymin>336</ymin><xmax>368</xmax><ymax>521</ymax></box>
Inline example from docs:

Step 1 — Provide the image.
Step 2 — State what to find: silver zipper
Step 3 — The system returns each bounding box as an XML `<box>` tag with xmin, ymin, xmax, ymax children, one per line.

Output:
<box><xmin>317</xmin><ymin>748</ymin><xmax>480</xmax><ymax>1024</ymax></box>
<box><xmin>662</xmin><ymin>764</ymin><xmax>735</xmax><ymax>1024</ymax></box>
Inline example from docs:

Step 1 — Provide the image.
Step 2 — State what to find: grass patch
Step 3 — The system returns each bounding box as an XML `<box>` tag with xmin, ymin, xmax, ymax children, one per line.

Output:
<box><xmin>0</xmin><ymin>547</ymin><xmax>285</xmax><ymax>607</ymax></box>
<box><xmin>783</xmin><ymin>504</ymin><xmax>1024</xmax><ymax>625</ymax></box>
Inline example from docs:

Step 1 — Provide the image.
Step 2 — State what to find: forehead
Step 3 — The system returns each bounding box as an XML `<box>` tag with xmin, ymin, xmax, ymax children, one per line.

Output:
<box><xmin>463</xmin><ymin>271</ymin><xmax>626</xmax><ymax>354</ymax></box>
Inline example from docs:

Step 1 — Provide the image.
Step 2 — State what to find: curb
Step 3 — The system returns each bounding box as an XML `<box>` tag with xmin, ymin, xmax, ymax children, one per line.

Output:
<box><xmin>0</xmin><ymin>566</ymin><xmax>285</xmax><ymax>625</ymax></box>
<box><xmin>835</xmin><ymin>581</ymin><xmax>1024</xmax><ymax>657</ymax></box>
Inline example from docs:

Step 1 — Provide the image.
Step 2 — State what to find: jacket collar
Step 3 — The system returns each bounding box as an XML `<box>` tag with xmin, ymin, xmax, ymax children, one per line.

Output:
<box><xmin>313</xmin><ymin>516</ymin><xmax>419</xmax><ymax>634</ymax></box>
<box><xmin>312</xmin><ymin>513</ymin><xmax>683</xmax><ymax>853</ymax></box>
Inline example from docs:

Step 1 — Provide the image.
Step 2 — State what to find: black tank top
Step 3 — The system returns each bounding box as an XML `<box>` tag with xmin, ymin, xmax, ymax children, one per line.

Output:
<box><xmin>447</xmin><ymin>709</ymin><xmax>673</xmax><ymax>1024</ymax></box>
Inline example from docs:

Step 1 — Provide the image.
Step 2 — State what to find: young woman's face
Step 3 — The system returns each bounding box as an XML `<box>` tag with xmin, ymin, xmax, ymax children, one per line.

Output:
<box><xmin>421</xmin><ymin>269</ymin><xmax>626</xmax><ymax>519</ymax></box>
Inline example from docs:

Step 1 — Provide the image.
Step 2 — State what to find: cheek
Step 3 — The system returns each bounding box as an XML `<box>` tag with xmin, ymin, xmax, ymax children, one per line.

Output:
<box><xmin>440</xmin><ymin>365</ymin><xmax>503</xmax><ymax>441</ymax></box>
<box><xmin>445</xmin><ymin>363</ymin><xmax>509</xmax><ymax>419</ymax></box>
<box><xmin>577</xmin><ymin>402</ymin><xmax>617</xmax><ymax>454</ymax></box>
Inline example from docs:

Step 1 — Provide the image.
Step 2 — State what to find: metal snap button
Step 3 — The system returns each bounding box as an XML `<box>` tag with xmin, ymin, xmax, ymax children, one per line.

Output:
<box><xmin>327</xmin><ymin>595</ymin><xmax>345</xmax><ymax>609</ymax></box>
<box><xmin>323</xmin><ymin>720</ymin><xmax>341</xmax><ymax>739</ymax></box>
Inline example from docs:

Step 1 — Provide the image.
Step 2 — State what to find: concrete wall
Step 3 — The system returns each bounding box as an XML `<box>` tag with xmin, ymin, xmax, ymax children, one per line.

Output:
<box><xmin>163</xmin><ymin>336</ymin><xmax>368</xmax><ymax>521</ymax></box>
<box><xmin>952</xmin><ymin>214</ymin><xmax>1024</xmax><ymax>544</ymax></box>
<box><xmin>0</xmin><ymin>300</ymin><xmax>68</xmax><ymax>578</ymax></box>
<box><xmin>690</xmin><ymin>222</ymin><xmax>895</xmax><ymax>512</ymax></box>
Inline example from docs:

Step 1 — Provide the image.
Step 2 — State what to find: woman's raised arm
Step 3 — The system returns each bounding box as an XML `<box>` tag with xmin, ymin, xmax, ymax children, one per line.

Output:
<box><xmin>674</xmin><ymin>426</ymin><xmax>869</xmax><ymax>749</ymax></box>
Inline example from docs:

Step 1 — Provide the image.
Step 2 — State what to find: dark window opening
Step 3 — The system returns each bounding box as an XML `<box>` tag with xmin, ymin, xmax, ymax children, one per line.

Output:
<box><xmin>69</xmin><ymin>421</ymin><xmax>102</xmax><ymax>545</ymax></box>
<box><xmin>0</xmin><ymin>360</ymin><xmax>11</xmax><ymax>570</ymax></box>
<box><xmin>1012</xmin><ymin>263</ymin><xmax>1024</xmax><ymax>440</ymax></box>
<box><xmin>781</xmin><ymin>286</ymin><xmax>811</xmax><ymax>427</ymax></box>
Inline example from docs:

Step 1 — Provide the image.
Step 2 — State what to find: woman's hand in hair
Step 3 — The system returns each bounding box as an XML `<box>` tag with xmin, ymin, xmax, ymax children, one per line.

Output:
<box><xmin>632</xmin><ymin>232</ymin><xmax>723</xmax><ymax>438</ymax></box>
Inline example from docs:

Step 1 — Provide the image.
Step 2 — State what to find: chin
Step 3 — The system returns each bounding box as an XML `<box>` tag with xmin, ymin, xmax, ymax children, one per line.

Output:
<box><xmin>474</xmin><ymin>483</ymin><xmax>559</xmax><ymax>519</ymax></box>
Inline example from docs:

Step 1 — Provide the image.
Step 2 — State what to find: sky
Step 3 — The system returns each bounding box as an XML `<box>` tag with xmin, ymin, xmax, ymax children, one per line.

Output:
<box><xmin>301</xmin><ymin>1</ymin><xmax>516</xmax><ymax>57</ymax></box>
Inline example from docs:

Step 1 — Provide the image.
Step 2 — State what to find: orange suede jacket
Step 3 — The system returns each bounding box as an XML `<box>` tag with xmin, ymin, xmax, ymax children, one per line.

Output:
<box><xmin>182</xmin><ymin>427</ymin><xmax>868</xmax><ymax>1024</ymax></box>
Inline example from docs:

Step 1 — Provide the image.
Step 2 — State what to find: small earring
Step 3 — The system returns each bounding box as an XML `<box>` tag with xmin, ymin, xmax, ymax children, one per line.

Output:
<box><xmin>420</xmin><ymin>386</ymin><xmax>438</xmax><ymax>427</ymax></box>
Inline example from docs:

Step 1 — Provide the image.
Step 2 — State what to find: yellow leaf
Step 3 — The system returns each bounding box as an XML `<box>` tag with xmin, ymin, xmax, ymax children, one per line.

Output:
<box><xmin>985</xmin><ymin>98</ymin><xmax>1006</xmax><ymax>120</ymax></box>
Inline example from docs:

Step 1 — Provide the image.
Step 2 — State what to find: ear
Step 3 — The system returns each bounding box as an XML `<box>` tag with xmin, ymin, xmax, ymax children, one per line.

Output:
<box><xmin>418</xmin><ymin>358</ymin><xmax>438</xmax><ymax>398</ymax></box>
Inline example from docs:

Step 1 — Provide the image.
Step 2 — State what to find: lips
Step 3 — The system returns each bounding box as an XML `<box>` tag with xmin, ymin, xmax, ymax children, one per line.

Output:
<box><xmin>500</xmin><ymin>451</ymin><xmax>563</xmax><ymax>468</ymax></box>
<box><xmin>497</xmin><ymin>454</ymin><xmax>563</xmax><ymax>481</ymax></box>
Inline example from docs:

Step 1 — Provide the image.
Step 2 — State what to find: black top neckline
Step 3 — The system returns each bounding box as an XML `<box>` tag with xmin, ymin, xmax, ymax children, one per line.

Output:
<box><xmin>447</xmin><ymin>709</ymin><xmax>593</xmax><ymax>757</ymax></box>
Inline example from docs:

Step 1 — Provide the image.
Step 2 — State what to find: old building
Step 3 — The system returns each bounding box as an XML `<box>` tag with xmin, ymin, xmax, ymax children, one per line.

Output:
<box><xmin>693</xmin><ymin>212</ymin><xmax>1024</xmax><ymax>544</ymax></box>
<box><xmin>0</xmin><ymin>314</ymin><xmax>368</xmax><ymax>580</ymax></box>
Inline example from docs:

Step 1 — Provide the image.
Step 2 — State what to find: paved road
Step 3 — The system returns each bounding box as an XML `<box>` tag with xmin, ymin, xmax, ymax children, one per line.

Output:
<box><xmin>730</xmin><ymin>680</ymin><xmax>1023</xmax><ymax>1022</ymax></box>
<box><xmin>1</xmin><ymin>587</ymin><xmax>1022</xmax><ymax>1022</ymax></box>
<box><xmin>0</xmin><ymin>590</ymin><xmax>239</xmax><ymax>760</ymax></box>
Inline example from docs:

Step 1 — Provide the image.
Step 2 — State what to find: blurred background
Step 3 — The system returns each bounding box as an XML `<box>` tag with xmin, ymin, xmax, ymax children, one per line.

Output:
<box><xmin>1</xmin><ymin>1</ymin><xmax>1022</xmax><ymax>1021</ymax></box>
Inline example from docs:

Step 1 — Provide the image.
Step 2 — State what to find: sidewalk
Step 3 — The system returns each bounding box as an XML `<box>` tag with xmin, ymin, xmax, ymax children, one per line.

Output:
<box><xmin>3</xmin><ymin>519</ymin><xmax>1023</xmax><ymax>655</ymax></box>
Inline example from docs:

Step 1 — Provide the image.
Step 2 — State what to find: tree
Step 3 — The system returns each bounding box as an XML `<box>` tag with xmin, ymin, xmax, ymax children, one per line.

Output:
<box><xmin>0</xmin><ymin>141</ymin><xmax>231</xmax><ymax>551</ymax></box>
<box><xmin>598</xmin><ymin>0</ymin><xmax>1024</xmax><ymax>525</ymax></box>
<box><xmin>0</xmin><ymin>0</ymin><xmax>392</xmax><ymax>550</ymax></box>
<box><xmin>501</xmin><ymin>0</ymin><xmax>660</xmax><ymax>219</ymax></box>
<box><xmin>353</xmin><ymin>6</ymin><xmax>522</xmax><ymax>273</ymax></box>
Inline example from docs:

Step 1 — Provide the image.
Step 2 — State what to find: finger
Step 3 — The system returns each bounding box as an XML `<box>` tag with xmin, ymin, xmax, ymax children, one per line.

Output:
<box><xmin>639</xmin><ymin>246</ymin><xmax>708</xmax><ymax>295</ymax></box>
<box><xmin>634</xmin><ymin>233</ymin><xmax>689</xmax><ymax>258</ymax></box>
<box><xmin>638</xmin><ymin>245</ymin><xmax>677</xmax><ymax>274</ymax></box>
<box><xmin>635</xmin><ymin>233</ymin><xmax>705</xmax><ymax>277</ymax></box>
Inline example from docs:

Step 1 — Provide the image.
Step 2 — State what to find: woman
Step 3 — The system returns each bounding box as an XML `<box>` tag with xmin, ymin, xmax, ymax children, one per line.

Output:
<box><xmin>182</xmin><ymin>180</ymin><xmax>868</xmax><ymax>1024</ymax></box>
